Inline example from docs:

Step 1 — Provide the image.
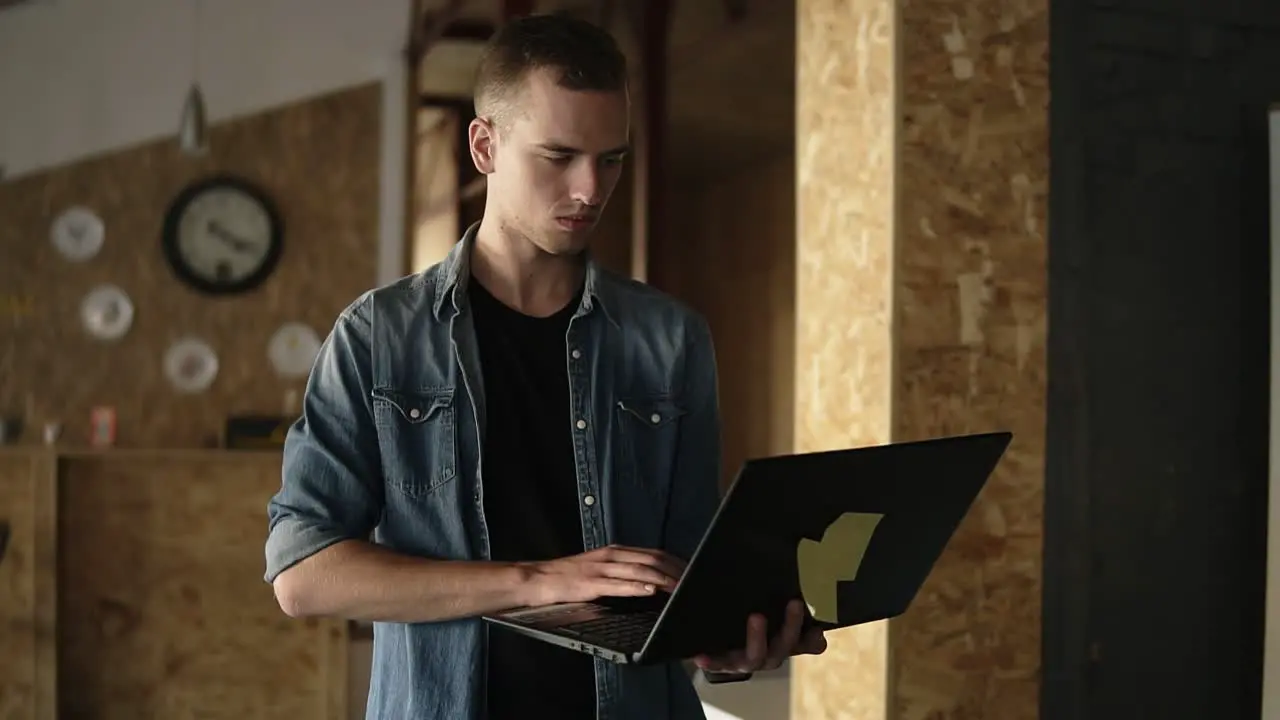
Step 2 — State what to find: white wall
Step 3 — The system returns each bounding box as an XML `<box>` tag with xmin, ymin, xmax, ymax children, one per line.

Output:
<box><xmin>0</xmin><ymin>0</ymin><xmax>411</xmax><ymax>285</ymax></box>
<box><xmin>1264</xmin><ymin>104</ymin><xmax>1280</xmax><ymax>720</ymax></box>
<box><xmin>0</xmin><ymin>0</ymin><xmax>409</xmax><ymax>181</ymax></box>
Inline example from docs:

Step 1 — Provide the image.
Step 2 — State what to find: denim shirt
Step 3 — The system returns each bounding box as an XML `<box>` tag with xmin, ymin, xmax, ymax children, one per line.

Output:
<box><xmin>264</xmin><ymin>226</ymin><xmax>723</xmax><ymax>720</ymax></box>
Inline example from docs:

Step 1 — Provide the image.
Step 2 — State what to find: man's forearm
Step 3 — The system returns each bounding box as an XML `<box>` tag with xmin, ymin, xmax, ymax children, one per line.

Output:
<box><xmin>272</xmin><ymin>539</ymin><xmax>534</xmax><ymax>623</ymax></box>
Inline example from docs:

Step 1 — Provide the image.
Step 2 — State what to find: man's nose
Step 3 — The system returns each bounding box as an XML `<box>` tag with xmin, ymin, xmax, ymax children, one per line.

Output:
<box><xmin>569</xmin><ymin>164</ymin><xmax>603</xmax><ymax>206</ymax></box>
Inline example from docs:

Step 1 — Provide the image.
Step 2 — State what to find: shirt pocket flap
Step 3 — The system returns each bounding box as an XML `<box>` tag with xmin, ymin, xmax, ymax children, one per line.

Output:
<box><xmin>617</xmin><ymin>397</ymin><xmax>686</xmax><ymax>429</ymax></box>
<box><xmin>370</xmin><ymin>387</ymin><xmax>453</xmax><ymax>425</ymax></box>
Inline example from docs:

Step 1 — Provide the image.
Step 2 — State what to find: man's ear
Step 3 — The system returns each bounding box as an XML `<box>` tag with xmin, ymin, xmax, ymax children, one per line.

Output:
<box><xmin>468</xmin><ymin>117</ymin><xmax>497</xmax><ymax>174</ymax></box>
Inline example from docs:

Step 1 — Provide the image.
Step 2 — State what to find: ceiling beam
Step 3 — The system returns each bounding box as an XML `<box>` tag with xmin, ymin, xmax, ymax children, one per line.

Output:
<box><xmin>407</xmin><ymin>0</ymin><xmax>468</xmax><ymax>64</ymax></box>
<box><xmin>503</xmin><ymin>0</ymin><xmax>535</xmax><ymax>19</ymax></box>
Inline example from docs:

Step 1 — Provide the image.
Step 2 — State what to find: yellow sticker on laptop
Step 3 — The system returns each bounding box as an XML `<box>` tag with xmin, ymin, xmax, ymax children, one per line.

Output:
<box><xmin>796</xmin><ymin>512</ymin><xmax>885</xmax><ymax>623</ymax></box>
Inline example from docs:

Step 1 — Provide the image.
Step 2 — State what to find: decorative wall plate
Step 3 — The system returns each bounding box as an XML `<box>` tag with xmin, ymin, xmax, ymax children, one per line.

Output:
<box><xmin>51</xmin><ymin>206</ymin><xmax>105</xmax><ymax>262</ymax></box>
<box><xmin>164</xmin><ymin>337</ymin><xmax>219</xmax><ymax>394</ymax></box>
<box><xmin>79</xmin><ymin>284</ymin><xmax>134</xmax><ymax>341</ymax></box>
<box><xmin>267</xmin><ymin>322</ymin><xmax>321</xmax><ymax>379</ymax></box>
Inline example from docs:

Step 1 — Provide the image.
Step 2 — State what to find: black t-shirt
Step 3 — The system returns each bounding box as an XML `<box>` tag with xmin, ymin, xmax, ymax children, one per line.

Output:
<box><xmin>469</xmin><ymin>277</ymin><xmax>596</xmax><ymax>720</ymax></box>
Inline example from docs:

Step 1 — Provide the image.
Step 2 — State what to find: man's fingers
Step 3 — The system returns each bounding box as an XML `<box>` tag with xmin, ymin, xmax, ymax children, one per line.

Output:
<box><xmin>593</xmin><ymin>560</ymin><xmax>674</xmax><ymax>588</ymax></box>
<box><xmin>652</xmin><ymin>554</ymin><xmax>686</xmax><ymax>582</ymax></box>
<box><xmin>591</xmin><ymin>548</ymin><xmax>682</xmax><ymax>590</ymax></box>
<box><xmin>765</xmin><ymin>600</ymin><xmax>806</xmax><ymax>669</ymax></box>
<box><xmin>797</xmin><ymin>627</ymin><xmax>828</xmax><ymax>655</ymax></box>
<box><xmin>600</xmin><ymin>545</ymin><xmax>685</xmax><ymax>577</ymax></box>
<box><xmin>742</xmin><ymin>614</ymin><xmax>768</xmax><ymax>669</ymax></box>
<box><xmin>595</xmin><ymin>578</ymin><xmax>659</xmax><ymax>598</ymax></box>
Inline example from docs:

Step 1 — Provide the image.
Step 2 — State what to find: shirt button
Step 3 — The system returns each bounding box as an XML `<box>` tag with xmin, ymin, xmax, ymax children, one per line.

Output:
<box><xmin>576</xmin><ymin>419</ymin><xmax>587</xmax><ymax>430</ymax></box>
<box><xmin>571</xmin><ymin>349</ymin><xmax>582</xmax><ymax>359</ymax></box>
<box><xmin>650</xmin><ymin>413</ymin><xmax>661</xmax><ymax>424</ymax></box>
<box><xmin>583</xmin><ymin>495</ymin><xmax>596</xmax><ymax>506</ymax></box>
<box><xmin>409</xmin><ymin>408</ymin><xmax>421</xmax><ymax>419</ymax></box>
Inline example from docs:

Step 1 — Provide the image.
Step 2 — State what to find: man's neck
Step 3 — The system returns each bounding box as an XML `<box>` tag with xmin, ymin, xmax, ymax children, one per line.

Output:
<box><xmin>470</xmin><ymin>216</ymin><xmax>586</xmax><ymax>318</ymax></box>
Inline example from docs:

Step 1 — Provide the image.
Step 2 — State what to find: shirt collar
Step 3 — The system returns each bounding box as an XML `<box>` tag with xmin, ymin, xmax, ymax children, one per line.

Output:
<box><xmin>431</xmin><ymin>222</ymin><xmax>619</xmax><ymax>327</ymax></box>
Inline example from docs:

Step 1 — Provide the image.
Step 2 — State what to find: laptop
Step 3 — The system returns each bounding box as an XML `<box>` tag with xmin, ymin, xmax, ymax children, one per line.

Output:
<box><xmin>483</xmin><ymin>430</ymin><xmax>1013</xmax><ymax>665</ymax></box>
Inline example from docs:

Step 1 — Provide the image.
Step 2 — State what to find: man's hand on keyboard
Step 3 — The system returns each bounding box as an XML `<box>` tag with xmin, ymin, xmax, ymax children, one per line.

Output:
<box><xmin>520</xmin><ymin>545</ymin><xmax>686</xmax><ymax>607</ymax></box>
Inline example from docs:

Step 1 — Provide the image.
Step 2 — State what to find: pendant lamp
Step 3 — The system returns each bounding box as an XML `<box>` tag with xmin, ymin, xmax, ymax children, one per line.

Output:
<box><xmin>179</xmin><ymin>0</ymin><xmax>208</xmax><ymax>155</ymax></box>
<box><xmin>179</xmin><ymin>84</ymin><xmax>208</xmax><ymax>155</ymax></box>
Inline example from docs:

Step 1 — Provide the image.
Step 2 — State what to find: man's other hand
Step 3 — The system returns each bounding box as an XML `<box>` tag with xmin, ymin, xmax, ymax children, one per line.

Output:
<box><xmin>692</xmin><ymin>599</ymin><xmax>828</xmax><ymax>674</ymax></box>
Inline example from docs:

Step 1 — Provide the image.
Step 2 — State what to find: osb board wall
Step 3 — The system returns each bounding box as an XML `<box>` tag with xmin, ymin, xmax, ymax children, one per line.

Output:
<box><xmin>0</xmin><ymin>84</ymin><xmax>381</xmax><ymax>449</ymax></box>
<box><xmin>891</xmin><ymin>0</ymin><xmax>1048</xmax><ymax>716</ymax></box>
<box><xmin>0</xmin><ymin>452</ymin><xmax>57</xmax><ymax>720</ymax></box>
<box><xmin>663</xmin><ymin>154</ymin><xmax>796</xmax><ymax>490</ymax></box>
<box><xmin>55</xmin><ymin>451</ymin><xmax>346</xmax><ymax>719</ymax></box>
<box><xmin>792</xmin><ymin>0</ymin><xmax>1048</xmax><ymax>717</ymax></box>
<box><xmin>792</xmin><ymin>0</ymin><xmax>898</xmax><ymax>715</ymax></box>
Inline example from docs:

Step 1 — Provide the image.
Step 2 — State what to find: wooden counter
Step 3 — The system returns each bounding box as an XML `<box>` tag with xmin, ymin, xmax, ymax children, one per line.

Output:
<box><xmin>0</xmin><ymin>449</ymin><xmax>346</xmax><ymax>719</ymax></box>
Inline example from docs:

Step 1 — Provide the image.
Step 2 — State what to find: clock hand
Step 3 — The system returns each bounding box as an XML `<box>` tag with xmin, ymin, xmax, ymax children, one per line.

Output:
<box><xmin>206</xmin><ymin>220</ymin><xmax>257</xmax><ymax>253</ymax></box>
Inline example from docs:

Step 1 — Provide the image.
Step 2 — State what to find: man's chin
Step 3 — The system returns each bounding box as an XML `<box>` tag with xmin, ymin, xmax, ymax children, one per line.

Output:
<box><xmin>534</xmin><ymin>229</ymin><xmax>592</xmax><ymax>257</ymax></box>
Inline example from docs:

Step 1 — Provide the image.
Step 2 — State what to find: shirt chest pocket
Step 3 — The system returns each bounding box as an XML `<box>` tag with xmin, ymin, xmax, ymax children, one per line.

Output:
<box><xmin>371</xmin><ymin>387</ymin><xmax>459</xmax><ymax>498</ymax></box>
<box><xmin>616</xmin><ymin>396</ymin><xmax>687</xmax><ymax>509</ymax></box>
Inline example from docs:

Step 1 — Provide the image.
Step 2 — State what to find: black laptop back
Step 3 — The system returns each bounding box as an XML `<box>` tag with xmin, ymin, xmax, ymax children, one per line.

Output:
<box><xmin>634</xmin><ymin>431</ymin><xmax>1013</xmax><ymax>663</ymax></box>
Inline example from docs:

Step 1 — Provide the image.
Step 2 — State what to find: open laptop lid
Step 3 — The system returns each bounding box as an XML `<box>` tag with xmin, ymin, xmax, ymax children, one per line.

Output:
<box><xmin>637</xmin><ymin>430</ymin><xmax>1013</xmax><ymax>662</ymax></box>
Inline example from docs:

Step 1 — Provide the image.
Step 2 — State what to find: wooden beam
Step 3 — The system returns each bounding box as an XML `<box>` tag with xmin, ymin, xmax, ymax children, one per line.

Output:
<box><xmin>402</xmin><ymin>0</ymin><xmax>426</xmax><ymax>276</ymax></box>
<box><xmin>502</xmin><ymin>0</ymin><xmax>535</xmax><ymax>20</ymax></box>
<box><xmin>631</xmin><ymin>0</ymin><xmax>672</xmax><ymax>287</ymax></box>
<box><xmin>407</xmin><ymin>0</ymin><xmax>468</xmax><ymax>64</ymax></box>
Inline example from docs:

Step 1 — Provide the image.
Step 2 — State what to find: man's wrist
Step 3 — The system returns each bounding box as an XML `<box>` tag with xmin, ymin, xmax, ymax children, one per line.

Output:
<box><xmin>509</xmin><ymin>561</ymin><xmax>544</xmax><ymax>607</ymax></box>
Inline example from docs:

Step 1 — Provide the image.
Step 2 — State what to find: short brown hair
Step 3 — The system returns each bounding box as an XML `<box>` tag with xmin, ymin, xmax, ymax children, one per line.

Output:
<box><xmin>473</xmin><ymin>13</ymin><xmax>628</xmax><ymax>125</ymax></box>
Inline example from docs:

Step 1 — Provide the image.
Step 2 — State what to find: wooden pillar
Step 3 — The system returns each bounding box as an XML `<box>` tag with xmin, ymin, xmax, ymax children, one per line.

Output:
<box><xmin>790</xmin><ymin>0</ymin><xmax>1049</xmax><ymax>718</ymax></box>
<box><xmin>629</xmin><ymin>0</ymin><xmax>671</xmax><ymax>285</ymax></box>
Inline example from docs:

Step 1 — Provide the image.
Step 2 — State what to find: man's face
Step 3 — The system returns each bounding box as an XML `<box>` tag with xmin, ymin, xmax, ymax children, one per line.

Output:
<box><xmin>470</xmin><ymin>68</ymin><xmax>630</xmax><ymax>255</ymax></box>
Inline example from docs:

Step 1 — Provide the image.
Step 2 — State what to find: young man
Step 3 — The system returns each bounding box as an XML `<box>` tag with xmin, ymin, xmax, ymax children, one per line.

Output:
<box><xmin>264</xmin><ymin>13</ymin><xmax>825</xmax><ymax>720</ymax></box>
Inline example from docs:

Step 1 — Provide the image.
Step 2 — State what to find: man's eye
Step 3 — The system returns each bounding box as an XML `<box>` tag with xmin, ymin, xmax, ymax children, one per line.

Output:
<box><xmin>544</xmin><ymin>154</ymin><xmax>572</xmax><ymax>163</ymax></box>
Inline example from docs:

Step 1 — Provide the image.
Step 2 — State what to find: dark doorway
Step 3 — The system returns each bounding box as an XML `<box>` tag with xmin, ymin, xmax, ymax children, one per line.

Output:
<box><xmin>1043</xmin><ymin>2</ymin><xmax>1275</xmax><ymax>719</ymax></box>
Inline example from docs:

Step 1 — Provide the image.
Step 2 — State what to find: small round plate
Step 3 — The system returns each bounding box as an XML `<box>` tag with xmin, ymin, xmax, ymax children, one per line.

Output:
<box><xmin>164</xmin><ymin>337</ymin><xmax>219</xmax><ymax>394</ymax></box>
<box><xmin>79</xmin><ymin>284</ymin><xmax>134</xmax><ymax>341</ymax></box>
<box><xmin>51</xmin><ymin>206</ymin><xmax>105</xmax><ymax>262</ymax></box>
<box><xmin>267</xmin><ymin>322</ymin><xmax>321</xmax><ymax>379</ymax></box>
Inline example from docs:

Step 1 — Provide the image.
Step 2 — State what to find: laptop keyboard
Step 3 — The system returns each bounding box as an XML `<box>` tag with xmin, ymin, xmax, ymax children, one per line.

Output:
<box><xmin>562</xmin><ymin>609</ymin><xmax>660</xmax><ymax>651</ymax></box>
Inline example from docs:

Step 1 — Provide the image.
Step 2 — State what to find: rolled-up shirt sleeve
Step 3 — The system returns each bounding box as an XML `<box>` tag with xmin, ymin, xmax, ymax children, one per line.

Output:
<box><xmin>264</xmin><ymin>296</ymin><xmax>383</xmax><ymax>583</ymax></box>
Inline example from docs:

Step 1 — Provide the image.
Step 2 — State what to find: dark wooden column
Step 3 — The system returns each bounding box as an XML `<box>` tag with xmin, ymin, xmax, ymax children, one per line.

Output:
<box><xmin>630</xmin><ymin>0</ymin><xmax>671</xmax><ymax>287</ymax></box>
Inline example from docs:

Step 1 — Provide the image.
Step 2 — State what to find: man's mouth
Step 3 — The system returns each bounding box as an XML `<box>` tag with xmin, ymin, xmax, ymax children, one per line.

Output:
<box><xmin>557</xmin><ymin>214</ymin><xmax>597</xmax><ymax>229</ymax></box>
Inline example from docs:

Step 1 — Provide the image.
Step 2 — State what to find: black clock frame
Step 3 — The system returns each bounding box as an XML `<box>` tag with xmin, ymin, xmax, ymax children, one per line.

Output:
<box><xmin>161</xmin><ymin>174</ymin><xmax>284</xmax><ymax>296</ymax></box>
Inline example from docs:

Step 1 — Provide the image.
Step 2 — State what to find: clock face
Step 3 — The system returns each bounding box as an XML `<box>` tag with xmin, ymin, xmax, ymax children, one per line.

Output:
<box><xmin>163</xmin><ymin>176</ymin><xmax>283</xmax><ymax>295</ymax></box>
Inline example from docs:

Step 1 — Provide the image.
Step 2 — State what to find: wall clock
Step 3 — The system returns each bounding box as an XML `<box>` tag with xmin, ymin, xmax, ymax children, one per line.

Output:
<box><xmin>162</xmin><ymin>175</ymin><xmax>283</xmax><ymax>295</ymax></box>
